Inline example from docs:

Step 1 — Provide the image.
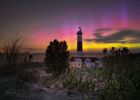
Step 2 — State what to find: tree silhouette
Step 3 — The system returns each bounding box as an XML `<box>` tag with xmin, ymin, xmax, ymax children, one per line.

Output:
<box><xmin>45</xmin><ymin>39</ymin><xmax>69</xmax><ymax>75</ymax></box>
<box><xmin>118</xmin><ymin>49</ymin><xmax>121</xmax><ymax>54</ymax></box>
<box><xmin>116</xmin><ymin>49</ymin><xmax>121</xmax><ymax>55</ymax></box>
<box><xmin>110</xmin><ymin>47</ymin><xmax>115</xmax><ymax>55</ymax></box>
<box><xmin>103</xmin><ymin>48</ymin><xmax>108</xmax><ymax>55</ymax></box>
<box><xmin>121</xmin><ymin>47</ymin><xmax>129</xmax><ymax>55</ymax></box>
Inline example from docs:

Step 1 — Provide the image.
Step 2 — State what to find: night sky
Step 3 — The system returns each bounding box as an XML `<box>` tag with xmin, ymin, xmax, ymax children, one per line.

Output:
<box><xmin>0</xmin><ymin>0</ymin><xmax>140</xmax><ymax>52</ymax></box>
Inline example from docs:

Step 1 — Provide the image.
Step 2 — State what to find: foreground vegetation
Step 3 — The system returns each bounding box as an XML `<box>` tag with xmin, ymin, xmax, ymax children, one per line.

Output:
<box><xmin>0</xmin><ymin>37</ymin><xmax>140</xmax><ymax>100</ymax></box>
<box><xmin>97</xmin><ymin>54</ymin><xmax>140</xmax><ymax>100</ymax></box>
<box><xmin>0</xmin><ymin>36</ymin><xmax>39</xmax><ymax>99</ymax></box>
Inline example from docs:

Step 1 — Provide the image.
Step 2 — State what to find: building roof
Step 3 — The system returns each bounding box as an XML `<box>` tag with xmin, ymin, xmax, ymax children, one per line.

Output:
<box><xmin>70</xmin><ymin>57</ymin><xmax>100</xmax><ymax>62</ymax></box>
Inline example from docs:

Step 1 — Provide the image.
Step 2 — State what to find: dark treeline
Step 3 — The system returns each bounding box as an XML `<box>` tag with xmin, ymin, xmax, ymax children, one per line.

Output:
<box><xmin>103</xmin><ymin>46</ymin><xmax>130</xmax><ymax>56</ymax></box>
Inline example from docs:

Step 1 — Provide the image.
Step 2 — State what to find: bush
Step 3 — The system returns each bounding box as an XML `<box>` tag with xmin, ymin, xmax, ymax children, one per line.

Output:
<box><xmin>62</xmin><ymin>68</ymin><xmax>95</xmax><ymax>95</ymax></box>
<box><xmin>15</xmin><ymin>69</ymin><xmax>38</xmax><ymax>88</ymax></box>
<box><xmin>98</xmin><ymin>54</ymin><xmax>140</xmax><ymax>100</ymax></box>
<box><xmin>45</xmin><ymin>39</ymin><xmax>69</xmax><ymax>75</ymax></box>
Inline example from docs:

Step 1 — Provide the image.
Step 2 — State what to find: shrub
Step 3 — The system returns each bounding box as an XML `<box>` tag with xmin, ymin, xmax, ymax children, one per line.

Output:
<box><xmin>15</xmin><ymin>69</ymin><xmax>38</xmax><ymax>88</ymax></box>
<box><xmin>45</xmin><ymin>39</ymin><xmax>69</xmax><ymax>75</ymax></box>
<box><xmin>62</xmin><ymin>68</ymin><xmax>95</xmax><ymax>95</ymax></box>
<box><xmin>98</xmin><ymin>54</ymin><xmax>140</xmax><ymax>100</ymax></box>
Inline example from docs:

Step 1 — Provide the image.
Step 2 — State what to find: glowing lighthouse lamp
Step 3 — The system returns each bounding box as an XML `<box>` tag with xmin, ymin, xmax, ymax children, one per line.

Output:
<box><xmin>77</xmin><ymin>27</ymin><xmax>84</xmax><ymax>57</ymax></box>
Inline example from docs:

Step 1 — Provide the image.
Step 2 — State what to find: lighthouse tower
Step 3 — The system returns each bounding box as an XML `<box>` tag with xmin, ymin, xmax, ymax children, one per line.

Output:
<box><xmin>77</xmin><ymin>27</ymin><xmax>83</xmax><ymax>56</ymax></box>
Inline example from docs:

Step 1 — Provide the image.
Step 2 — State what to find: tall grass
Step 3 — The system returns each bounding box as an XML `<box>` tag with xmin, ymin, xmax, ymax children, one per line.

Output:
<box><xmin>0</xmin><ymin>35</ymin><xmax>35</xmax><ymax>74</ymax></box>
<box><xmin>3</xmin><ymin>36</ymin><xmax>25</xmax><ymax>66</ymax></box>
<box><xmin>97</xmin><ymin>54</ymin><xmax>140</xmax><ymax>100</ymax></box>
<box><xmin>0</xmin><ymin>36</ymin><xmax>38</xmax><ymax>88</ymax></box>
<box><xmin>62</xmin><ymin>68</ymin><xmax>95</xmax><ymax>96</ymax></box>
<box><xmin>0</xmin><ymin>36</ymin><xmax>25</xmax><ymax>75</ymax></box>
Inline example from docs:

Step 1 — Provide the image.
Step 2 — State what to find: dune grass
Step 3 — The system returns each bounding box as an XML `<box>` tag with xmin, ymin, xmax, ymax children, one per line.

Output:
<box><xmin>97</xmin><ymin>54</ymin><xmax>140</xmax><ymax>100</ymax></box>
<box><xmin>0</xmin><ymin>36</ymin><xmax>39</xmax><ymax>99</ymax></box>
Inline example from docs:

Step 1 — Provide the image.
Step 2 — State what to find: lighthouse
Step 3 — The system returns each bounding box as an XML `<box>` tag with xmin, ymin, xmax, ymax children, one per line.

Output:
<box><xmin>69</xmin><ymin>28</ymin><xmax>102</xmax><ymax>68</ymax></box>
<box><xmin>77</xmin><ymin>27</ymin><xmax>83</xmax><ymax>56</ymax></box>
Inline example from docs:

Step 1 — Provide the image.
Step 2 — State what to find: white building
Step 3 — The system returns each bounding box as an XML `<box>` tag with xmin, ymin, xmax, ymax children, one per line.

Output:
<box><xmin>70</xmin><ymin>57</ymin><xmax>103</xmax><ymax>68</ymax></box>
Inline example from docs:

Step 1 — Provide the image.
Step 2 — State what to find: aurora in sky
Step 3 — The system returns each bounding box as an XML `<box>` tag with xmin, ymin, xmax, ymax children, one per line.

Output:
<box><xmin>0</xmin><ymin>0</ymin><xmax>140</xmax><ymax>52</ymax></box>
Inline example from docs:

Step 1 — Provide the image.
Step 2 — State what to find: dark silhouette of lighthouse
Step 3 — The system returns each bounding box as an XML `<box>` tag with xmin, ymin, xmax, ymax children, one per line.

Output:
<box><xmin>77</xmin><ymin>27</ymin><xmax>83</xmax><ymax>56</ymax></box>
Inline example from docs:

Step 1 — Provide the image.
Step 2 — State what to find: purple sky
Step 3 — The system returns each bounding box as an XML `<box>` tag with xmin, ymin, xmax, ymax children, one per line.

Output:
<box><xmin>0</xmin><ymin>0</ymin><xmax>140</xmax><ymax>52</ymax></box>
